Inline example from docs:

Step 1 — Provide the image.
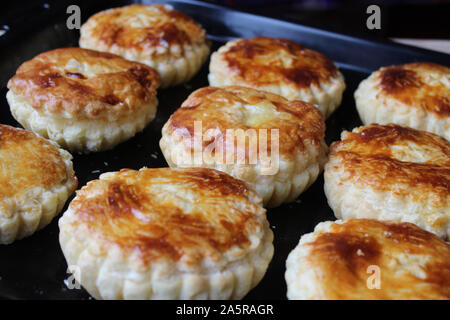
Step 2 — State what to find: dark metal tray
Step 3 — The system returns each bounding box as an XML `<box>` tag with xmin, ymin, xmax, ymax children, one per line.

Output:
<box><xmin>0</xmin><ymin>0</ymin><xmax>448</xmax><ymax>300</ymax></box>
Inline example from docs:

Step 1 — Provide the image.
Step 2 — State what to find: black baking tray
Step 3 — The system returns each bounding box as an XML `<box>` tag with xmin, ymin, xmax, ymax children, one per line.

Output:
<box><xmin>0</xmin><ymin>0</ymin><xmax>448</xmax><ymax>300</ymax></box>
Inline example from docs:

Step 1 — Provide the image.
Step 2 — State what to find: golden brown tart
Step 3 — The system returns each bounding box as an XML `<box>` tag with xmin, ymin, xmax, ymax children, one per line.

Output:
<box><xmin>80</xmin><ymin>4</ymin><xmax>210</xmax><ymax>87</ymax></box>
<box><xmin>59</xmin><ymin>167</ymin><xmax>273</xmax><ymax>299</ymax></box>
<box><xmin>7</xmin><ymin>47</ymin><xmax>160</xmax><ymax>153</ymax></box>
<box><xmin>286</xmin><ymin>219</ymin><xmax>450</xmax><ymax>300</ymax></box>
<box><xmin>160</xmin><ymin>86</ymin><xmax>328</xmax><ymax>208</ymax></box>
<box><xmin>324</xmin><ymin>124</ymin><xmax>450</xmax><ymax>239</ymax></box>
<box><xmin>0</xmin><ymin>124</ymin><xmax>77</xmax><ymax>244</ymax></box>
<box><xmin>355</xmin><ymin>62</ymin><xmax>450</xmax><ymax>140</ymax></box>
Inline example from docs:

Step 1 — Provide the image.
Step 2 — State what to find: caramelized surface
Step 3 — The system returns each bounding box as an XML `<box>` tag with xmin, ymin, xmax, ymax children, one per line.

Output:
<box><xmin>82</xmin><ymin>4</ymin><xmax>207</xmax><ymax>52</ymax></box>
<box><xmin>7</xmin><ymin>48</ymin><xmax>159</xmax><ymax>118</ymax></box>
<box><xmin>166</xmin><ymin>86</ymin><xmax>325</xmax><ymax>158</ymax></box>
<box><xmin>222</xmin><ymin>37</ymin><xmax>338</xmax><ymax>88</ymax></box>
<box><xmin>330</xmin><ymin>124</ymin><xmax>450</xmax><ymax>205</ymax></box>
<box><xmin>0</xmin><ymin>125</ymin><xmax>76</xmax><ymax>200</ymax></box>
<box><xmin>378</xmin><ymin>63</ymin><xmax>450</xmax><ymax>117</ymax></box>
<box><xmin>69</xmin><ymin>168</ymin><xmax>264</xmax><ymax>266</ymax></box>
<box><xmin>306</xmin><ymin>219</ymin><xmax>450</xmax><ymax>299</ymax></box>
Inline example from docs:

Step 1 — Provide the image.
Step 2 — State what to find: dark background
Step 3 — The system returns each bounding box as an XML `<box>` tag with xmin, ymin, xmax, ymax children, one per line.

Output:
<box><xmin>203</xmin><ymin>0</ymin><xmax>450</xmax><ymax>39</ymax></box>
<box><xmin>1</xmin><ymin>0</ymin><xmax>449</xmax><ymax>40</ymax></box>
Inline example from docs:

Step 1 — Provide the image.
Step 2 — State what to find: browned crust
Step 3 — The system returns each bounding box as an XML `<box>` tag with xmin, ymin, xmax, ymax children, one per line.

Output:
<box><xmin>69</xmin><ymin>168</ymin><xmax>262</xmax><ymax>265</ymax></box>
<box><xmin>0</xmin><ymin>124</ymin><xmax>77</xmax><ymax>198</ymax></box>
<box><xmin>166</xmin><ymin>86</ymin><xmax>325</xmax><ymax>158</ymax></box>
<box><xmin>378</xmin><ymin>62</ymin><xmax>450</xmax><ymax>117</ymax></box>
<box><xmin>82</xmin><ymin>4</ymin><xmax>207</xmax><ymax>51</ymax></box>
<box><xmin>306</xmin><ymin>219</ymin><xmax>450</xmax><ymax>299</ymax></box>
<box><xmin>7</xmin><ymin>47</ymin><xmax>160</xmax><ymax>118</ymax></box>
<box><xmin>222</xmin><ymin>37</ymin><xmax>338</xmax><ymax>89</ymax></box>
<box><xmin>329</xmin><ymin>124</ymin><xmax>450</xmax><ymax>203</ymax></box>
